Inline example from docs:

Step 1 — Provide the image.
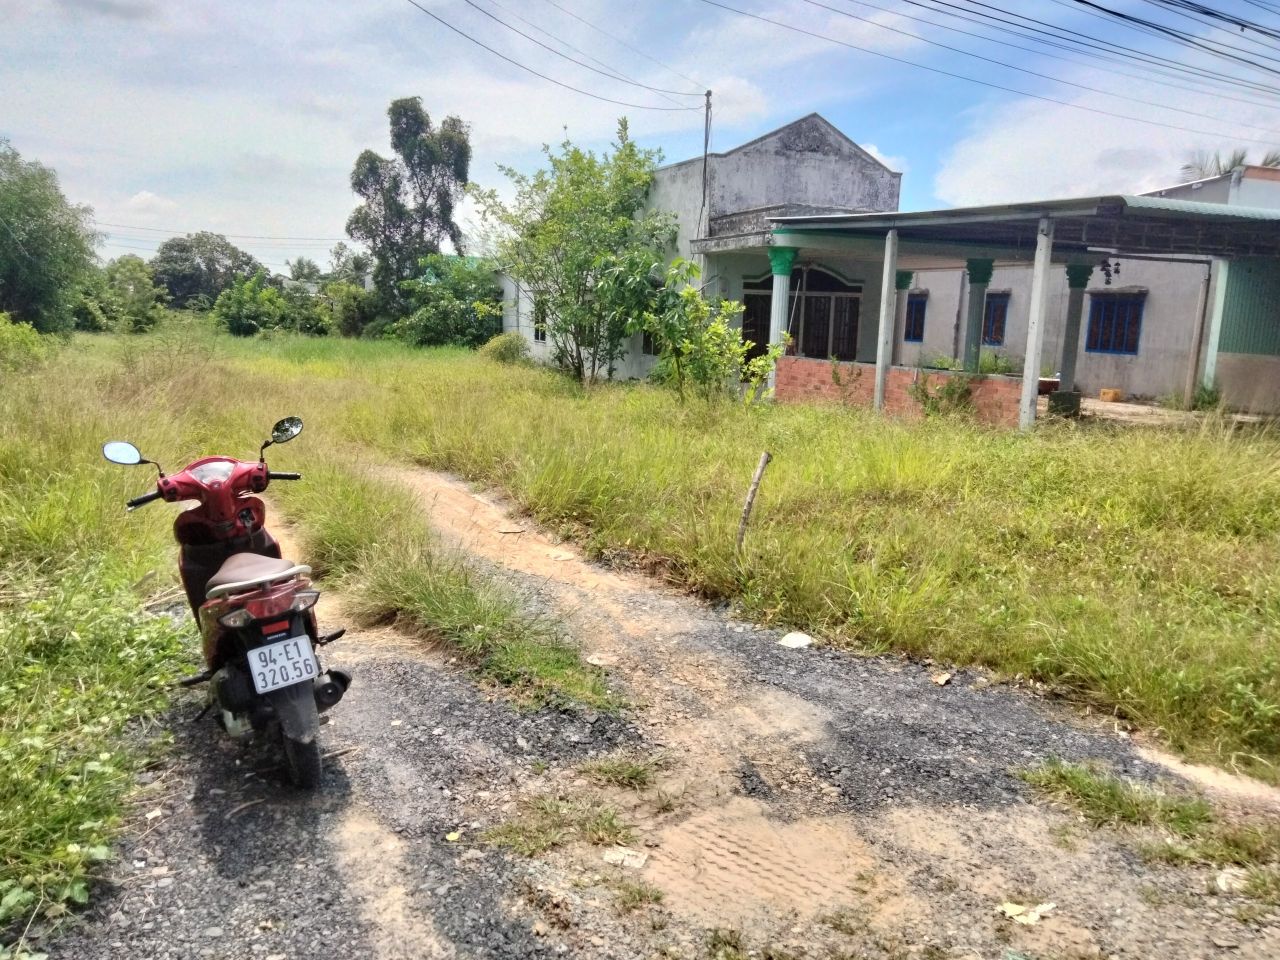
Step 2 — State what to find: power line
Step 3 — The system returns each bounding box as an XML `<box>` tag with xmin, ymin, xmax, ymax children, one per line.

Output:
<box><xmin>919</xmin><ymin>0</ymin><xmax>1280</xmax><ymax>97</ymax></box>
<box><xmin>1064</xmin><ymin>0</ymin><xmax>1280</xmax><ymax>72</ymax></box>
<box><xmin>807</xmin><ymin>0</ymin><xmax>1280</xmax><ymax>137</ymax></box>
<box><xmin>697</xmin><ymin>0</ymin><xmax>1280</xmax><ymax>145</ymax></box>
<box><xmin>539</xmin><ymin>0</ymin><xmax>705</xmax><ymax>89</ymax></box>
<box><xmin>950</xmin><ymin>0</ymin><xmax>1280</xmax><ymax>86</ymax></box>
<box><xmin>457</xmin><ymin>0</ymin><xmax>701</xmax><ymax>97</ymax></box>
<box><xmin>93</xmin><ymin>221</ymin><xmax>347</xmax><ymax>242</ymax></box>
<box><xmin>398</xmin><ymin>0</ymin><xmax>701</xmax><ymax>111</ymax></box>
<box><xmin>835</xmin><ymin>0</ymin><xmax>1280</xmax><ymax>110</ymax></box>
<box><xmin>477</xmin><ymin>0</ymin><xmax>688</xmax><ymax>107</ymax></box>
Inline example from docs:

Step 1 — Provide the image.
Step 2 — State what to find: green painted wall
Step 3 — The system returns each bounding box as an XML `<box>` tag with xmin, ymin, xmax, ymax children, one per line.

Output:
<box><xmin>1221</xmin><ymin>258</ymin><xmax>1280</xmax><ymax>356</ymax></box>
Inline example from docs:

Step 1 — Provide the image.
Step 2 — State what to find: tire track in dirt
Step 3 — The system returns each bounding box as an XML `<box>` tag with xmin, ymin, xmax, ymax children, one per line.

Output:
<box><xmin>382</xmin><ymin>464</ymin><xmax>1280</xmax><ymax>960</ymax></box>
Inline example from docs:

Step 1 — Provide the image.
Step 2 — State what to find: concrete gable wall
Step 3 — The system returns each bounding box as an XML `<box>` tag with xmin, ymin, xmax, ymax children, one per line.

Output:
<box><xmin>648</xmin><ymin>115</ymin><xmax>901</xmax><ymax>258</ymax></box>
<box><xmin>709</xmin><ymin>116</ymin><xmax>900</xmax><ymax>218</ymax></box>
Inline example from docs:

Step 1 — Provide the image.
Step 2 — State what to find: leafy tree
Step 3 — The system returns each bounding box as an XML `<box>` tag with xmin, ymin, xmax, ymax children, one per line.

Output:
<box><xmin>1180</xmin><ymin>148</ymin><xmax>1280</xmax><ymax>181</ymax></box>
<box><xmin>475</xmin><ymin>119</ymin><xmax>675</xmax><ymax>383</ymax></box>
<box><xmin>621</xmin><ymin>259</ymin><xmax>783</xmax><ymax>404</ymax></box>
<box><xmin>149</xmin><ymin>231</ymin><xmax>263</xmax><ymax>307</ymax></box>
<box><xmin>393</xmin><ymin>254</ymin><xmax>501</xmax><ymax>348</ymax></box>
<box><xmin>105</xmin><ymin>255</ymin><xmax>166</xmax><ymax>332</ymax></box>
<box><xmin>71</xmin><ymin>268</ymin><xmax>125</xmax><ymax>332</ymax></box>
<box><xmin>327</xmin><ymin>242</ymin><xmax>372</xmax><ymax>286</ymax></box>
<box><xmin>0</xmin><ymin>141</ymin><xmax>97</xmax><ymax>333</ymax></box>
<box><xmin>347</xmin><ymin>97</ymin><xmax>471</xmax><ymax>309</ymax></box>
<box><xmin>278</xmin><ymin>287</ymin><xmax>331</xmax><ymax>336</ymax></box>
<box><xmin>286</xmin><ymin>257</ymin><xmax>322</xmax><ymax>282</ymax></box>
<box><xmin>322</xmin><ymin>280</ymin><xmax>376</xmax><ymax>337</ymax></box>
<box><xmin>212</xmin><ymin>271</ymin><xmax>283</xmax><ymax>336</ymax></box>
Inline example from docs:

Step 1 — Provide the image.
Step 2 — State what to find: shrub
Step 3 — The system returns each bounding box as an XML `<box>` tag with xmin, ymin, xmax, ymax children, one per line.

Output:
<box><xmin>478</xmin><ymin>331</ymin><xmax>529</xmax><ymax>365</ymax></box>
<box><xmin>394</xmin><ymin>254</ymin><xmax>502</xmax><ymax>348</ymax></box>
<box><xmin>909</xmin><ymin>371</ymin><xmax>974</xmax><ymax>416</ymax></box>
<box><xmin>213</xmin><ymin>271</ymin><xmax>283</xmax><ymax>336</ymax></box>
<box><xmin>278</xmin><ymin>288</ymin><xmax>332</xmax><ymax>336</ymax></box>
<box><xmin>324</xmin><ymin>281</ymin><xmax>376</xmax><ymax>337</ymax></box>
<box><xmin>0</xmin><ymin>312</ymin><xmax>48</xmax><ymax>371</ymax></box>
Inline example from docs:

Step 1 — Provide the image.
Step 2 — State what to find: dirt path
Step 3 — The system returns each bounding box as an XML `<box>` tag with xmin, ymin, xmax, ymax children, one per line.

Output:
<box><xmin>50</xmin><ymin>466</ymin><xmax>1280</xmax><ymax>960</ymax></box>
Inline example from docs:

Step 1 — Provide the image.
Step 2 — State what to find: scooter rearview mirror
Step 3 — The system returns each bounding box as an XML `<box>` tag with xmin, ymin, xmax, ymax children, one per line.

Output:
<box><xmin>260</xmin><ymin>416</ymin><xmax>304</xmax><ymax>460</ymax></box>
<box><xmin>103</xmin><ymin>441</ymin><xmax>144</xmax><ymax>466</ymax></box>
<box><xmin>271</xmin><ymin>416</ymin><xmax>303</xmax><ymax>445</ymax></box>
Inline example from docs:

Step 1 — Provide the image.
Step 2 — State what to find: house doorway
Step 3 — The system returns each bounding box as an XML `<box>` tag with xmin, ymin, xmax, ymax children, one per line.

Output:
<box><xmin>742</xmin><ymin>266</ymin><xmax>862</xmax><ymax>361</ymax></box>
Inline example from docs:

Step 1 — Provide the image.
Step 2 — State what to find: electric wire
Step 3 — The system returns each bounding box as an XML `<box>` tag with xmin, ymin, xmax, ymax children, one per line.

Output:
<box><xmin>697</xmin><ymin>0</ymin><xmax>1280</xmax><ymax>145</ymax></box>
<box><xmin>475</xmin><ymin>0</ymin><xmax>688</xmax><ymax>107</ymax></box>
<box><xmin>538</xmin><ymin>0</ymin><xmax>706</xmax><ymax>90</ymax></box>
<box><xmin>398</xmin><ymin>0</ymin><xmax>701</xmax><ymax>111</ymax></box>
<box><xmin>834</xmin><ymin>0</ymin><xmax>1280</xmax><ymax>110</ymax></box>
<box><xmin>806</xmin><ymin>0</ymin><xmax>1280</xmax><ymax>136</ymax></box>
<box><xmin>92</xmin><ymin>221</ymin><xmax>346</xmax><ymax>242</ymax></box>
<box><xmin>456</xmin><ymin>0</ymin><xmax>702</xmax><ymax>97</ymax></box>
<box><xmin>916</xmin><ymin>0</ymin><xmax>1280</xmax><ymax>96</ymax></box>
<box><xmin>1062</xmin><ymin>0</ymin><xmax>1280</xmax><ymax>71</ymax></box>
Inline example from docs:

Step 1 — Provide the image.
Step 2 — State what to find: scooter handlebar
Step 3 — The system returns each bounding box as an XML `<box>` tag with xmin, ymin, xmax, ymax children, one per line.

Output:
<box><xmin>267</xmin><ymin>472</ymin><xmax>302</xmax><ymax>481</ymax></box>
<box><xmin>126</xmin><ymin>490</ymin><xmax>163</xmax><ymax>510</ymax></box>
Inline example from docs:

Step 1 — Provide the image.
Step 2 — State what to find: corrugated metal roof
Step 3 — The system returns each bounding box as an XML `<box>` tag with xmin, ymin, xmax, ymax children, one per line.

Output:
<box><xmin>772</xmin><ymin>194</ymin><xmax>1280</xmax><ymax>228</ymax></box>
<box><xmin>1115</xmin><ymin>195</ymin><xmax>1280</xmax><ymax>220</ymax></box>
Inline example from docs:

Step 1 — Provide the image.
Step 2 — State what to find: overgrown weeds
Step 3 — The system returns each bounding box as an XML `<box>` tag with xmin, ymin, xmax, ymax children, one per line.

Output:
<box><xmin>1018</xmin><ymin>759</ymin><xmax>1212</xmax><ymax>835</ymax></box>
<box><xmin>1020</xmin><ymin>760</ymin><xmax>1280</xmax><ymax>885</ymax></box>
<box><xmin>483</xmin><ymin>795</ymin><xmax>633</xmax><ymax>855</ymax></box>
<box><xmin>581</xmin><ymin>752</ymin><xmax>668</xmax><ymax>790</ymax></box>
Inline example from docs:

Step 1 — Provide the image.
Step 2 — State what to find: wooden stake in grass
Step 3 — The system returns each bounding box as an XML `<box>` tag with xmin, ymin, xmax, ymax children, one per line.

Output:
<box><xmin>736</xmin><ymin>451</ymin><xmax>772</xmax><ymax>553</ymax></box>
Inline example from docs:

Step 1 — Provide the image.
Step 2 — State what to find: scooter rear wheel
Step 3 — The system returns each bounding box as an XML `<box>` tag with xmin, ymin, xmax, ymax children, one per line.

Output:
<box><xmin>283</xmin><ymin>734</ymin><xmax>322</xmax><ymax>789</ymax></box>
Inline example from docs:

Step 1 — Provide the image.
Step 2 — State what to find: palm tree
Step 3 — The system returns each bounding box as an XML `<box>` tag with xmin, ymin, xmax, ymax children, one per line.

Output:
<box><xmin>1180</xmin><ymin>148</ymin><xmax>1280</xmax><ymax>181</ymax></box>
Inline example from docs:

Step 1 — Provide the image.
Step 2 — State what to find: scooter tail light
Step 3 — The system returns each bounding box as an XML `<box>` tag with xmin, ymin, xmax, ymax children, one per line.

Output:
<box><xmin>289</xmin><ymin>590</ymin><xmax>320</xmax><ymax>613</ymax></box>
<box><xmin>218</xmin><ymin>608</ymin><xmax>254</xmax><ymax>629</ymax></box>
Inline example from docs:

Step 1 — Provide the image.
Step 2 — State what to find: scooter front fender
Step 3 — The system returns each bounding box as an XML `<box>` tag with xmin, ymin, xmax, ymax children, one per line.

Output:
<box><xmin>267</xmin><ymin>679</ymin><xmax>320</xmax><ymax>744</ymax></box>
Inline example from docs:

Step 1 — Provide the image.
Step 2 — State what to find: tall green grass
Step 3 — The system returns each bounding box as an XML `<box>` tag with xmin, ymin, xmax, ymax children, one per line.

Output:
<box><xmin>217</xmin><ymin>334</ymin><xmax>1280</xmax><ymax>777</ymax></box>
<box><xmin>0</xmin><ymin>326</ymin><xmax>604</xmax><ymax>938</ymax></box>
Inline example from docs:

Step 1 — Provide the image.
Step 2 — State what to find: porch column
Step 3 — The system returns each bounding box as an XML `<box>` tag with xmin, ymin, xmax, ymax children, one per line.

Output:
<box><xmin>873</xmin><ymin>229</ymin><xmax>900</xmax><ymax>411</ymax></box>
<box><xmin>767</xmin><ymin>245</ymin><xmax>798</xmax><ymax>389</ymax></box>
<box><xmin>1203</xmin><ymin>259</ymin><xmax>1229</xmax><ymax>388</ymax></box>
<box><xmin>1019</xmin><ymin>218</ymin><xmax>1056</xmax><ymax>430</ymax></box>
<box><xmin>962</xmin><ymin>258</ymin><xmax>995</xmax><ymax>371</ymax></box>
<box><xmin>1059</xmin><ymin>263</ymin><xmax>1093</xmax><ymax>391</ymax></box>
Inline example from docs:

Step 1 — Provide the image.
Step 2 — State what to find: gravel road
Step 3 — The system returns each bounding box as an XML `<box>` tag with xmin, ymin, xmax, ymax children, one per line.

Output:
<box><xmin>43</xmin><ymin>466</ymin><xmax>1280</xmax><ymax>960</ymax></box>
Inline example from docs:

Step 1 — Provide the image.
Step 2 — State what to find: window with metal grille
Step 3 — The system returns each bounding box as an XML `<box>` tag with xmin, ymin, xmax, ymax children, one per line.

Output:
<box><xmin>641</xmin><ymin>330</ymin><xmax>657</xmax><ymax>355</ymax></box>
<box><xmin>983</xmin><ymin>293</ymin><xmax>1009</xmax><ymax>346</ymax></box>
<box><xmin>904</xmin><ymin>294</ymin><xmax>927</xmax><ymax>342</ymax></box>
<box><xmin>1086</xmin><ymin>294</ymin><xmax>1144</xmax><ymax>355</ymax></box>
<box><xmin>533</xmin><ymin>298</ymin><xmax>547</xmax><ymax>343</ymax></box>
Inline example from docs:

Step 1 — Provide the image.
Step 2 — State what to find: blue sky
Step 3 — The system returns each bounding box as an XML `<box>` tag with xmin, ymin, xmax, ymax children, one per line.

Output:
<box><xmin>3</xmin><ymin>0</ymin><xmax>1278</xmax><ymax>269</ymax></box>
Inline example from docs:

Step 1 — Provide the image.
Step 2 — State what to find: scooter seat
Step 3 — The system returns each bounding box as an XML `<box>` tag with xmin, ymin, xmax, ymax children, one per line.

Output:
<box><xmin>205</xmin><ymin>553</ymin><xmax>311</xmax><ymax>600</ymax></box>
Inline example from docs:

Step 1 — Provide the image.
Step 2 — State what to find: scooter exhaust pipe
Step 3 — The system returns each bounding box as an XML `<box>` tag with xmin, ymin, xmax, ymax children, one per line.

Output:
<box><xmin>313</xmin><ymin>670</ymin><xmax>351</xmax><ymax>711</ymax></box>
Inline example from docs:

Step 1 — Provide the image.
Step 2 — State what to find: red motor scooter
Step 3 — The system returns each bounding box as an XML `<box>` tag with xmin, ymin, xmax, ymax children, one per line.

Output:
<box><xmin>103</xmin><ymin>417</ymin><xmax>350</xmax><ymax>788</ymax></box>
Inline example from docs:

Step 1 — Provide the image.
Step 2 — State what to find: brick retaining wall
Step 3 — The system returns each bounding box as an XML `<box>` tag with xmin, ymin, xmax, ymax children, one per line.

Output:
<box><xmin>775</xmin><ymin>357</ymin><xmax>1022</xmax><ymax>427</ymax></box>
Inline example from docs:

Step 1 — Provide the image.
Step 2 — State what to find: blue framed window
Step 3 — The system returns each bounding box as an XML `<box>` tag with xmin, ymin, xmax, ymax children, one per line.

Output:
<box><xmin>1086</xmin><ymin>295</ymin><xmax>1144</xmax><ymax>355</ymax></box>
<box><xmin>904</xmin><ymin>294</ymin><xmax>927</xmax><ymax>342</ymax></box>
<box><xmin>983</xmin><ymin>293</ymin><xmax>1009</xmax><ymax>346</ymax></box>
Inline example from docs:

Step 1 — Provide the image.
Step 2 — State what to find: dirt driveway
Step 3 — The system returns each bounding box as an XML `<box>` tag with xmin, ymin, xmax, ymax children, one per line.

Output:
<box><xmin>50</xmin><ymin>466</ymin><xmax>1280</xmax><ymax>960</ymax></box>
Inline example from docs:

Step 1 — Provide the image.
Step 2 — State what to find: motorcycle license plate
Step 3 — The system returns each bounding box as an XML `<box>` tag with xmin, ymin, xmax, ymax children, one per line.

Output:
<box><xmin>248</xmin><ymin>636</ymin><xmax>319</xmax><ymax>695</ymax></box>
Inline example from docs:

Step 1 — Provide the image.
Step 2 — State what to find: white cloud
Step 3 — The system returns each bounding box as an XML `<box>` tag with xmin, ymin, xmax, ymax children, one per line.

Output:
<box><xmin>123</xmin><ymin>190</ymin><xmax>178</xmax><ymax>217</ymax></box>
<box><xmin>862</xmin><ymin>143</ymin><xmax>907</xmax><ymax>175</ymax></box>
<box><xmin>933</xmin><ymin>55</ymin><xmax>1280</xmax><ymax>207</ymax></box>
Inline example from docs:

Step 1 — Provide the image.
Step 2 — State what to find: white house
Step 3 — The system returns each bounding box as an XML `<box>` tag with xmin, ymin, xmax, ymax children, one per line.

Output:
<box><xmin>501</xmin><ymin>115</ymin><xmax>1280</xmax><ymax>418</ymax></box>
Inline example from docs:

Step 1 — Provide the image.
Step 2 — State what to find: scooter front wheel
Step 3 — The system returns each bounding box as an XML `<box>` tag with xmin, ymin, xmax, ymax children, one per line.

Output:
<box><xmin>283</xmin><ymin>732</ymin><xmax>322</xmax><ymax>789</ymax></box>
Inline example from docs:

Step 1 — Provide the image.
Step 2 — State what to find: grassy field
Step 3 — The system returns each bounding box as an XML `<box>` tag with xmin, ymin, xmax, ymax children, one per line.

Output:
<box><xmin>213</xmin><ymin>330</ymin><xmax>1280</xmax><ymax>778</ymax></box>
<box><xmin>4</xmin><ymin>318</ymin><xmax>1280</xmax><ymax>932</ymax></box>
<box><xmin>0</xmin><ymin>323</ymin><xmax>602</xmax><ymax>935</ymax></box>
